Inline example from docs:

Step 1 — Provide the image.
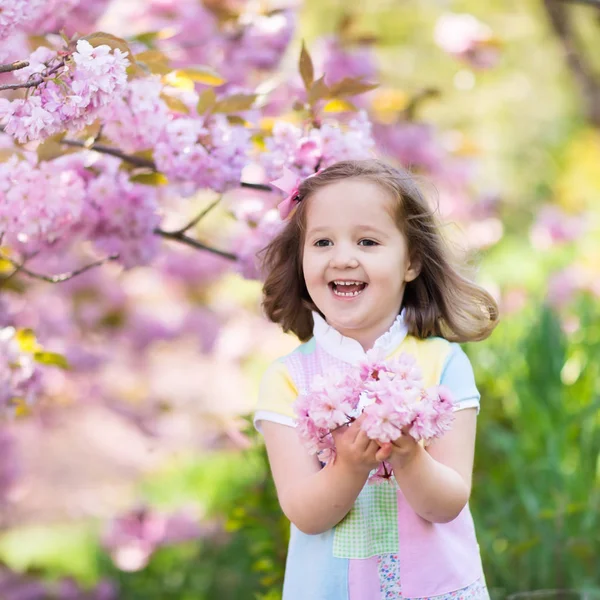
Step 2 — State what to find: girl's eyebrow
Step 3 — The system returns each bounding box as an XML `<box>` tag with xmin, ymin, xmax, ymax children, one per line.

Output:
<box><xmin>305</xmin><ymin>225</ymin><xmax>390</xmax><ymax>237</ymax></box>
<box><xmin>305</xmin><ymin>226</ymin><xmax>331</xmax><ymax>236</ymax></box>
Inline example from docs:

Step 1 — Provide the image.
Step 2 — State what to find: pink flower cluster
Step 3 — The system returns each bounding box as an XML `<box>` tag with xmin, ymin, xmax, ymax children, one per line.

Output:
<box><xmin>154</xmin><ymin>114</ymin><xmax>252</xmax><ymax>194</ymax></box>
<box><xmin>0</xmin><ymin>0</ymin><xmax>29</xmax><ymax>41</ymax></box>
<box><xmin>0</xmin><ymin>326</ymin><xmax>43</xmax><ymax>418</ymax></box>
<box><xmin>0</xmin><ymin>40</ymin><xmax>129</xmax><ymax>143</ymax></box>
<box><xmin>84</xmin><ymin>167</ymin><xmax>162</xmax><ymax>269</ymax></box>
<box><xmin>100</xmin><ymin>76</ymin><xmax>168</xmax><ymax>153</ymax></box>
<box><xmin>293</xmin><ymin>351</ymin><xmax>455</xmax><ymax>468</ymax></box>
<box><xmin>0</xmin><ymin>0</ymin><xmax>80</xmax><ymax>41</ymax></box>
<box><xmin>262</xmin><ymin>111</ymin><xmax>375</xmax><ymax>180</ymax></box>
<box><xmin>222</xmin><ymin>9</ymin><xmax>296</xmax><ymax>81</ymax></box>
<box><xmin>0</xmin><ymin>150</ymin><xmax>162</xmax><ymax>268</ymax></box>
<box><xmin>0</xmin><ymin>153</ymin><xmax>85</xmax><ymax>248</ymax></box>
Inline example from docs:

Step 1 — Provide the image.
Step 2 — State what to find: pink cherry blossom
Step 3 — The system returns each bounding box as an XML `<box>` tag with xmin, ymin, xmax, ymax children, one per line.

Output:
<box><xmin>0</xmin><ymin>154</ymin><xmax>86</xmax><ymax>250</ymax></box>
<box><xmin>1</xmin><ymin>40</ymin><xmax>129</xmax><ymax>143</ymax></box>
<box><xmin>100</xmin><ymin>76</ymin><xmax>169</xmax><ymax>153</ymax></box>
<box><xmin>293</xmin><ymin>352</ymin><xmax>455</xmax><ymax>467</ymax></box>
<box><xmin>362</xmin><ymin>401</ymin><xmax>405</xmax><ymax>443</ymax></box>
<box><xmin>434</xmin><ymin>13</ymin><xmax>500</xmax><ymax>69</ymax></box>
<box><xmin>261</xmin><ymin>111</ymin><xmax>376</xmax><ymax>181</ymax></box>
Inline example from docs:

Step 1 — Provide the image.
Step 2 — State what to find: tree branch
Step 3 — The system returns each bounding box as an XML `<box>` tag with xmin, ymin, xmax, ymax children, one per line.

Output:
<box><xmin>0</xmin><ymin>78</ymin><xmax>42</xmax><ymax>92</ymax></box>
<box><xmin>60</xmin><ymin>138</ymin><xmax>157</xmax><ymax>169</ymax></box>
<box><xmin>0</xmin><ymin>250</ymin><xmax>120</xmax><ymax>284</ymax></box>
<box><xmin>543</xmin><ymin>0</ymin><xmax>600</xmax><ymax>127</ymax></box>
<box><xmin>154</xmin><ymin>227</ymin><xmax>237</xmax><ymax>261</ymax></box>
<box><xmin>171</xmin><ymin>197</ymin><xmax>222</xmax><ymax>236</ymax></box>
<box><xmin>0</xmin><ymin>61</ymin><xmax>29</xmax><ymax>74</ymax></box>
<box><xmin>241</xmin><ymin>181</ymin><xmax>273</xmax><ymax>192</ymax></box>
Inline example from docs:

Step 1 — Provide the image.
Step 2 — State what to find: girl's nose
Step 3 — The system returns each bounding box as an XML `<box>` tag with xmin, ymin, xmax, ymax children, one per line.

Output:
<box><xmin>329</xmin><ymin>248</ymin><xmax>359</xmax><ymax>269</ymax></box>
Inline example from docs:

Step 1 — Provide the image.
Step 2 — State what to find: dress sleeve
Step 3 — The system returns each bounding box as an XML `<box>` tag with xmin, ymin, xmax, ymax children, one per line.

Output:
<box><xmin>254</xmin><ymin>359</ymin><xmax>299</xmax><ymax>432</ymax></box>
<box><xmin>439</xmin><ymin>343</ymin><xmax>481</xmax><ymax>413</ymax></box>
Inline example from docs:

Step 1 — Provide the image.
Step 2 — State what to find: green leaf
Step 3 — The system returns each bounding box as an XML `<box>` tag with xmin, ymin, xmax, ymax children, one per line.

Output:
<box><xmin>130</xmin><ymin>172</ymin><xmax>168</xmax><ymax>186</ymax></box>
<box><xmin>328</xmin><ymin>77</ymin><xmax>379</xmax><ymax>97</ymax></box>
<box><xmin>160</xmin><ymin>93</ymin><xmax>190</xmax><ymax>114</ymax></box>
<box><xmin>196</xmin><ymin>88</ymin><xmax>217</xmax><ymax>114</ymax></box>
<box><xmin>213</xmin><ymin>93</ymin><xmax>257</xmax><ymax>113</ymax></box>
<box><xmin>307</xmin><ymin>75</ymin><xmax>329</xmax><ymax>106</ymax></box>
<box><xmin>299</xmin><ymin>41</ymin><xmax>314</xmax><ymax>91</ymax></box>
<box><xmin>134</xmin><ymin>49</ymin><xmax>171</xmax><ymax>75</ymax></box>
<box><xmin>172</xmin><ymin>67</ymin><xmax>226</xmax><ymax>86</ymax></box>
<box><xmin>34</xmin><ymin>351</ymin><xmax>70</xmax><ymax>369</ymax></box>
<box><xmin>83</xmin><ymin>32</ymin><xmax>132</xmax><ymax>56</ymax></box>
<box><xmin>227</xmin><ymin>115</ymin><xmax>248</xmax><ymax>126</ymax></box>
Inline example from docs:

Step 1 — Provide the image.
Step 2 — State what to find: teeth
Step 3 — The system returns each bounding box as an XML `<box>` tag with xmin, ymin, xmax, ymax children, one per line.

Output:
<box><xmin>333</xmin><ymin>280</ymin><xmax>363</xmax><ymax>286</ymax></box>
<box><xmin>334</xmin><ymin>289</ymin><xmax>362</xmax><ymax>297</ymax></box>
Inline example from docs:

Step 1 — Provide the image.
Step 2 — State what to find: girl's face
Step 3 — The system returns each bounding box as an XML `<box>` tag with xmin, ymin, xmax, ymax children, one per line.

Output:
<box><xmin>302</xmin><ymin>178</ymin><xmax>419</xmax><ymax>351</ymax></box>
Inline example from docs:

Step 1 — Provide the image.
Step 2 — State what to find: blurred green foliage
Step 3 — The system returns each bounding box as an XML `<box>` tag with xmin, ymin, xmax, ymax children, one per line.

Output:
<box><xmin>470</xmin><ymin>296</ymin><xmax>600</xmax><ymax>596</ymax></box>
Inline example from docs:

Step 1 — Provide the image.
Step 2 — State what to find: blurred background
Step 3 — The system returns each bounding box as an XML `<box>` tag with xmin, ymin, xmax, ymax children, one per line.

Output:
<box><xmin>0</xmin><ymin>0</ymin><xmax>599</xmax><ymax>598</ymax></box>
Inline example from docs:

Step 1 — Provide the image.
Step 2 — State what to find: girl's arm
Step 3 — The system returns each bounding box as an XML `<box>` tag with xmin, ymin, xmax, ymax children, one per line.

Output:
<box><xmin>380</xmin><ymin>408</ymin><xmax>477</xmax><ymax>523</ymax></box>
<box><xmin>262</xmin><ymin>418</ymin><xmax>379</xmax><ymax>535</ymax></box>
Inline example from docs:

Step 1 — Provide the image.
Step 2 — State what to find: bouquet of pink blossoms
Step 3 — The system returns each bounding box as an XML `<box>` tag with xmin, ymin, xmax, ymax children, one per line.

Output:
<box><xmin>293</xmin><ymin>350</ymin><xmax>455</xmax><ymax>481</ymax></box>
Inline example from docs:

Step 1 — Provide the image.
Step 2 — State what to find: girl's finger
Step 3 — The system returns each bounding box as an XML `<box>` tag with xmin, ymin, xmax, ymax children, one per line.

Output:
<box><xmin>366</xmin><ymin>439</ymin><xmax>380</xmax><ymax>456</ymax></box>
<box><xmin>376</xmin><ymin>442</ymin><xmax>393</xmax><ymax>461</ymax></box>
<box><xmin>354</xmin><ymin>429</ymin><xmax>371</xmax><ymax>451</ymax></box>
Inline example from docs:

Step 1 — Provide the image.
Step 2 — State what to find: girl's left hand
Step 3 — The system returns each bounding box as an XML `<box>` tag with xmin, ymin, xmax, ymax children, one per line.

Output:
<box><xmin>375</xmin><ymin>428</ymin><xmax>419</xmax><ymax>468</ymax></box>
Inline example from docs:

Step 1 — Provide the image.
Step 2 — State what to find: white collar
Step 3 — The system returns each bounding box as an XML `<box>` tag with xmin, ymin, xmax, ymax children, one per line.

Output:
<box><xmin>311</xmin><ymin>310</ymin><xmax>408</xmax><ymax>365</ymax></box>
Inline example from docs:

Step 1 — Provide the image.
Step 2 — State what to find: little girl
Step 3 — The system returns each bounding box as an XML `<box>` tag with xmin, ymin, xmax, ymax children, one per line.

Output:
<box><xmin>254</xmin><ymin>159</ymin><xmax>498</xmax><ymax>600</ymax></box>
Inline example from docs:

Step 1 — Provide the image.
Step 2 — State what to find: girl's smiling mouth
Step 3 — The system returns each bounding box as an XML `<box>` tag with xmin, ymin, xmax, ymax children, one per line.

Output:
<box><xmin>329</xmin><ymin>280</ymin><xmax>368</xmax><ymax>297</ymax></box>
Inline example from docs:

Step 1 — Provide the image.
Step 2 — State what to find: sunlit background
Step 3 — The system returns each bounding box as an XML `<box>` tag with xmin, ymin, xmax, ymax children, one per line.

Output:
<box><xmin>0</xmin><ymin>0</ymin><xmax>599</xmax><ymax>598</ymax></box>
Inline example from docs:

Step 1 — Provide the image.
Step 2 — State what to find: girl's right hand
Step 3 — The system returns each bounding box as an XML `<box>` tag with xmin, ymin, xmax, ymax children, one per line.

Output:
<box><xmin>330</xmin><ymin>415</ymin><xmax>381</xmax><ymax>476</ymax></box>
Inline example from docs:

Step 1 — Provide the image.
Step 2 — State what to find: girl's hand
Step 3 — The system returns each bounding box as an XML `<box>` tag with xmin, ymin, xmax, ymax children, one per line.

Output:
<box><xmin>331</xmin><ymin>415</ymin><xmax>381</xmax><ymax>476</ymax></box>
<box><xmin>375</xmin><ymin>428</ymin><xmax>419</xmax><ymax>468</ymax></box>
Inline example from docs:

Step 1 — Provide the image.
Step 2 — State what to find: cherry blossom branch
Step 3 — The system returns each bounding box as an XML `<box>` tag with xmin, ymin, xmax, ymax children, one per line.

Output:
<box><xmin>171</xmin><ymin>197</ymin><xmax>221</xmax><ymax>235</ymax></box>
<box><xmin>153</xmin><ymin>227</ymin><xmax>237</xmax><ymax>261</ymax></box>
<box><xmin>0</xmin><ymin>77</ymin><xmax>43</xmax><ymax>92</ymax></box>
<box><xmin>543</xmin><ymin>0</ymin><xmax>600</xmax><ymax>127</ymax></box>
<box><xmin>0</xmin><ymin>248</ymin><xmax>120</xmax><ymax>284</ymax></box>
<box><xmin>59</xmin><ymin>138</ymin><xmax>158</xmax><ymax>169</ymax></box>
<box><xmin>0</xmin><ymin>61</ymin><xmax>29</xmax><ymax>74</ymax></box>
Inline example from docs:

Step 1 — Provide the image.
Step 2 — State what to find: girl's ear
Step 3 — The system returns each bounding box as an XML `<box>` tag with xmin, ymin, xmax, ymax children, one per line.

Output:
<box><xmin>404</xmin><ymin>257</ymin><xmax>421</xmax><ymax>283</ymax></box>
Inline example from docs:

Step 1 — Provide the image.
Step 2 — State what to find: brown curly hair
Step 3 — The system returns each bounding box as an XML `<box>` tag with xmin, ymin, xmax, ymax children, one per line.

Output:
<box><xmin>260</xmin><ymin>159</ymin><xmax>499</xmax><ymax>343</ymax></box>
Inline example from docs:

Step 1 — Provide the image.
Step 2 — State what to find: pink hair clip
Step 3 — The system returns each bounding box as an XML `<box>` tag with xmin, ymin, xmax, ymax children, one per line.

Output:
<box><xmin>271</xmin><ymin>167</ymin><xmax>302</xmax><ymax>220</ymax></box>
<box><xmin>270</xmin><ymin>167</ymin><xmax>322</xmax><ymax>220</ymax></box>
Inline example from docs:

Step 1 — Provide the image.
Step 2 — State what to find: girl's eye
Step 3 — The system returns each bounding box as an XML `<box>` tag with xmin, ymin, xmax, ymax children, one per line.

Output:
<box><xmin>358</xmin><ymin>239</ymin><xmax>379</xmax><ymax>247</ymax></box>
<box><xmin>314</xmin><ymin>239</ymin><xmax>332</xmax><ymax>247</ymax></box>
